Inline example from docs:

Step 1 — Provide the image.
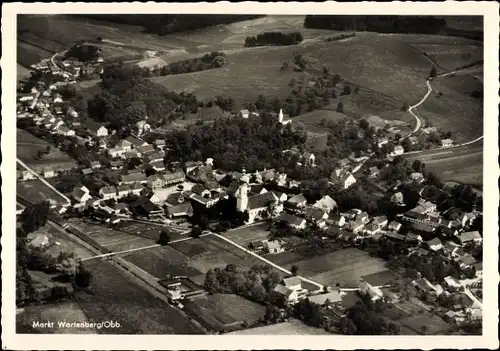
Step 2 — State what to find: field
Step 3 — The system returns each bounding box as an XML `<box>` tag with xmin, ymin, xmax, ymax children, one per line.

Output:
<box><xmin>267</xmin><ymin>247</ymin><xmax>391</xmax><ymax>288</ymax></box>
<box><xmin>17</xmin><ymin>129</ymin><xmax>78</xmax><ymax>173</ymax></box>
<box><xmin>17</xmin><ymin>64</ymin><xmax>33</xmax><ymax>79</ymax></box>
<box><xmin>17</xmin><ymin>179</ymin><xmax>69</xmax><ymax>206</ymax></box>
<box><xmin>405</xmin><ymin>142</ymin><xmax>483</xmax><ymax>187</ymax></box>
<box><xmin>227</xmin><ymin>318</ymin><xmax>333</xmax><ymax>335</ymax></box>
<box><xmin>418</xmin><ymin>75</ymin><xmax>483</xmax><ymax>142</ymax></box>
<box><xmin>17</xmin><ymin>41</ymin><xmax>54</xmax><ymax>67</ymax></box>
<box><xmin>17</xmin><ymin>301</ymin><xmax>96</xmax><ymax>334</ymax></box>
<box><xmin>183</xmin><ymin>293</ymin><xmax>265</xmax><ymax>332</ymax></box>
<box><xmin>74</xmin><ymin>259</ymin><xmax>204</xmax><ymax>334</ymax></box>
<box><xmin>224</xmin><ymin>222</ymin><xmax>272</xmax><ymax>246</ymax></box>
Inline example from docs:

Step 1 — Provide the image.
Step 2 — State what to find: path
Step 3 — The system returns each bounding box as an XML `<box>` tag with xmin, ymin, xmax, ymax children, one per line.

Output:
<box><xmin>16</xmin><ymin>158</ymin><xmax>71</xmax><ymax>205</ymax></box>
<box><xmin>212</xmin><ymin>232</ymin><xmax>324</xmax><ymax>291</ymax></box>
<box><xmin>408</xmin><ymin>79</ymin><xmax>432</xmax><ymax>134</ymax></box>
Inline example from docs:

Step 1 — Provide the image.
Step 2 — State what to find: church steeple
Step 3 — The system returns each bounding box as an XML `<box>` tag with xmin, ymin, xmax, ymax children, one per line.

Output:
<box><xmin>278</xmin><ymin>108</ymin><xmax>284</xmax><ymax>123</ymax></box>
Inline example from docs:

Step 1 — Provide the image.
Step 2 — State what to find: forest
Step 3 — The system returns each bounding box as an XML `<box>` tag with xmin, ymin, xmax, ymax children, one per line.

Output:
<box><xmin>304</xmin><ymin>15</ymin><xmax>447</xmax><ymax>34</ymax></box>
<box><xmin>72</xmin><ymin>14</ymin><xmax>263</xmax><ymax>35</ymax></box>
<box><xmin>245</xmin><ymin>31</ymin><xmax>303</xmax><ymax>47</ymax></box>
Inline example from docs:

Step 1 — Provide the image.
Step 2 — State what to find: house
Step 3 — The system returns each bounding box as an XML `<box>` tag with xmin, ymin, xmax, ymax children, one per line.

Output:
<box><xmin>422</xmin><ymin>127</ymin><xmax>437</xmax><ymax>134</ymax></box>
<box><xmin>128</xmin><ymin>182</ymin><xmax>145</xmax><ymax>196</ymax></box>
<box><xmin>338</xmin><ymin>158</ymin><xmax>351</xmax><ymax>169</ymax></box>
<box><xmin>405</xmin><ymin>232</ymin><xmax>423</xmax><ymax>243</ymax></box>
<box><xmin>161</xmin><ymin>169</ymin><xmax>186</xmax><ymax>186</ymax></box>
<box><xmin>368</xmin><ymin>166</ymin><xmax>380</xmax><ymax>178</ymax></box>
<box><xmin>307</xmin><ymin>291</ymin><xmax>343</xmax><ymax>306</ymax></box>
<box><xmin>99</xmin><ymin>186</ymin><xmax>117</xmax><ymax>200</ymax></box>
<box><xmin>409</xmin><ymin>136</ymin><xmax>419</xmax><ymax>145</ymax></box>
<box><xmin>384</xmin><ymin>231</ymin><xmax>406</xmax><ymax>241</ymax></box>
<box><xmin>283</xmin><ymin>276</ymin><xmax>304</xmax><ymax>292</ymax></box>
<box><xmin>456</xmin><ymin>253</ymin><xmax>476</xmax><ymax>269</ymax></box>
<box><xmin>110</xmin><ymin>159</ymin><xmax>124</xmax><ymax>170</ymax></box>
<box><xmin>328</xmin><ymin>214</ymin><xmax>346</xmax><ymax>227</ymax></box>
<box><xmin>313</xmin><ymin>195</ymin><xmax>337</xmax><ymax>213</ymax></box>
<box><xmin>357</xmin><ymin>212</ymin><xmax>370</xmax><ymax>224</ymax></box>
<box><xmin>85</xmin><ymin>120</ymin><xmax>108</xmax><ymax>137</ymax></box>
<box><xmin>390</xmin><ymin>145</ymin><xmax>404</xmax><ymax>156</ymax></box>
<box><xmin>90</xmin><ymin>160</ymin><xmax>101</xmax><ymax>169</ymax></box>
<box><xmin>457</xmin><ymin>231</ymin><xmax>482</xmax><ymax>246</ymax></box>
<box><xmin>147</xmin><ymin>174</ymin><xmax>165</xmax><ymax>190</ymax></box>
<box><xmin>42</xmin><ymin>168</ymin><xmax>55</xmax><ymax>178</ymax></box>
<box><xmin>263</xmin><ymin>240</ymin><xmax>284</xmax><ymax>254</ymax></box>
<box><xmin>415</xmin><ymin>248</ymin><xmax>430</xmax><ymax>257</ymax></box>
<box><xmin>305</xmin><ymin>207</ymin><xmax>329</xmax><ymax>228</ymax></box>
<box><xmin>19</xmin><ymin>170</ymin><xmax>35</xmax><ymax>181</ymax></box>
<box><xmin>377</xmin><ymin>137</ymin><xmax>389</xmax><ymax>147</ymax></box>
<box><xmin>56</xmin><ymin>124</ymin><xmax>75</xmax><ymax>136</ymax></box>
<box><xmin>113</xmin><ymin>202</ymin><xmax>130</xmax><ymax>215</ymax></box>
<box><xmin>349</xmin><ymin>219</ymin><xmax>365</xmax><ymax>233</ymax></box>
<box><xmin>116</xmin><ymin>139</ymin><xmax>133</xmax><ymax>151</ymax></box>
<box><xmin>410</xmin><ymin>172</ymin><xmax>425</xmax><ymax>184</ymax></box>
<box><xmin>120</xmin><ymin>173</ymin><xmax>147</xmax><ymax>185</ymax></box>
<box><xmin>277</xmin><ymin>213</ymin><xmax>307</xmax><ymax>230</ymax></box>
<box><xmin>411</xmin><ymin>222</ymin><xmax>436</xmax><ymax>234</ymax></box>
<box><xmin>131</xmin><ymin>196</ymin><xmax>164</xmax><ymax>218</ymax></box>
<box><xmin>136</xmin><ymin>144</ymin><xmax>155</xmax><ymax>156</ymax></box>
<box><xmin>27</xmin><ymin>233</ymin><xmax>50</xmax><ymax>249</ymax></box>
<box><xmin>124</xmin><ymin>135</ymin><xmax>148</xmax><ymax>148</ymax></box>
<box><xmin>359</xmin><ymin>281</ymin><xmax>384</xmax><ymax>301</ymax></box>
<box><xmin>302</xmin><ymin>152</ymin><xmax>316</xmax><ymax>166</ymax></box>
<box><xmin>363</xmin><ymin>223</ymin><xmax>382</xmax><ymax>236</ymax></box>
<box><xmin>443</xmin><ymin>241</ymin><xmax>461</xmax><ymax>258</ymax></box>
<box><xmin>330</xmin><ymin>169</ymin><xmax>356</xmax><ymax>189</ymax></box>
<box><xmin>108</xmin><ymin>147</ymin><xmax>126</xmax><ymax>159</ymax></box>
<box><xmin>444</xmin><ymin>276</ymin><xmax>462</xmax><ymax>290</ymax></box>
<box><xmin>473</xmin><ymin>262</ymin><xmax>482</xmax><ymax>278</ymax></box>
<box><xmin>413</xmin><ymin>201</ymin><xmax>437</xmax><ymax>214</ymax></box>
<box><xmin>190</xmin><ymin>193</ymin><xmax>220</xmax><ymax>208</ymax></box>
<box><xmin>250</xmin><ymin>240</ymin><xmax>266</xmax><ymax>252</ymax></box>
<box><xmin>339</xmin><ymin>231</ymin><xmax>359</xmax><ymax>242</ymax></box>
<box><xmin>277</xmin><ymin>108</ymin><xmax>292</xmax><ymax>125</ymax></box>
<box><xmin>185</xmin><ymin>161</ymin><xmax>204</xmax><ymax>174</ymax></box>
<box><xmin>166</xmin><ymin>202</ymin><xmax>194</xmax><ymax>219</ymax></box>
<box><xmin>150</xmin><ymin>161</ymin><xmax>166</xmax><ymax>172</ymax></box>
<box><xmin>273</xmin><ymin>284</ymin><xmax>299</xmax><ymax>305</ymax></box>
<box><xmin>117</xmin><ymin>184</ymin><xmax>132</xmax><ymax>198</ymax></box>
<box><xmin>391</xmin><ymin>192</ymin><xmax>405</xmax><ymax>206</ymax></box>
<box><xmin>287</xmin><ymin>194</ymin><xmax>308</xmax><ymax>208</ymax></box>
<box><xmin>81</xmin><ymin>168</ymin><xmax>93</xmax><ymax>176</ymax></box>
<box><xmin>154</xmin><ymin>139</ymin><xmax>167</xmax><ymax>150</ymax></box>
<box><xmin>413</xmin><ymin>278</ymin><xmax>444</xmax><ymax>296</ymax></box>
<box><xmin>72</xmin><ymin>185</ymin><xmax>91</xmax><ymax>204</ymax></box>
<box><xmin>441</xmin><ymin>139</ymin><xmax>453</xmax><ymax>148</ymax></box>
<box><xmin>425</xmin><ymin>238</ymin><xmax>443</xmax><ymax>251</ymax></box>
<box><xmin>250</xmin><ymin>185</ymin><xmax>268</xmax><ymax>195</ymax></box>
<box><xmin>372</xmin><ymin>216</ymin><xmax>388</xmax><ymax>228</ymax></box>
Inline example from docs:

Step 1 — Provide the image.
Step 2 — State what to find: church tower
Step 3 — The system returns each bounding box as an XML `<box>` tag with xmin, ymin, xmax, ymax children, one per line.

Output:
<box><xmin>236</xmin><ymin>180</ymin><xmax>249</xmax><ymax>212</ymax></box>
<box><xmin>278</xmin><ymin>108</ymin><xmax>284</xmax><ymax>124</ymax></box>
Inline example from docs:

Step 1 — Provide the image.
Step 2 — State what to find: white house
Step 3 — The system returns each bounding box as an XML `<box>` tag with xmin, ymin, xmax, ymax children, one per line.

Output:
<box><xmin>441</xmin><ymin>139</ymin><xmax>453</xmax><ymax>148</ymax></box>
<box><xmin>273</xmin><ymin>284</ymin><xmax>299</xmax><ymax>304</ymax></box>
<box><xmin>277</xmin><ymin>213</ymin><xmax>307</xmax><ymax>230</ymax></box>
<box><xmin>263</xmin><ymin>240</ymin><xmax>284</xmax><ymax>254</ymax></box>
<box><xmin>72</xmin><ymin>185</ymin><xmax>91</xmax><ymax>204</ymax></box>
<box><xmin>313</xmin><ymin>195</ymin><xmax>337</xmax><ymax>213</ymax></box>
<box><xmin>390</xmin><ymin>145</ymin><xmax>404</xmax><ymax>156</ymax></box>
<box><xmin>330</xmin><ymin>169</ymin><xmax>356</xmax><ymax>189</ymax></box>
<box><xmin>457</xmin><ymin>231</ymin><xmax>482</xmax><ymax>246</ymax></box>
<box><xmin>42</xmin><ymin>168</ymin><xmax>56</xmax><ymax>178</ymax></box>
<box><xmin>86</xmin><ymin>121</ymin><xmax>108</xmax><ymax>138</ymax></box>
<box><xmin>99</xmin><ymin>186</ymin><xmax>117</xmax><ymax>200</ymax></box>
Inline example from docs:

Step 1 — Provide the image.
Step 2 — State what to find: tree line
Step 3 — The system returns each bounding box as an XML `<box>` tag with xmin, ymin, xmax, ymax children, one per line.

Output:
<box><xmin>154</xmin><ymin>52</ymin><xmax>226</xmax><ymax>76</ymax></box>
<box><xmin>245</xmin><ymin>31</ymin><xmax>303</xmax><ymax>47</ymax></box>
<box><xmin>304</xmin><ymin>15</ymin><xmax>447</xmax><ymax>35</ymax></box>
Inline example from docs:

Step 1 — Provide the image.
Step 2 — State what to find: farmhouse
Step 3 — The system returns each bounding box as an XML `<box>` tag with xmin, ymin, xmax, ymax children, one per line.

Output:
<box><xmin>307</xmin><ymin>291</ymin><xmax>343</xmax><ymax>306</ymax></box>
<box><xmin>413</xmin><ymin>278</ymin><xmax>444</xmax><ymax>296</ymax></box>
<box><xmin>131</xmin><ymin>197</ymin><xmax>164</xmax><ymax>218</ymax></box>
<box><xmin>85</xmin><ymin>120</ymin><xmax>108</xmax><ymax>137</ymax></box>
<box><xmin>277</xmin><ymin>213</ymin><xmax>307</xmax><ymax>230</ymax></box>
<box><xmin>120</xmin><ymin>173</ymin><xmax>147</xmax><ymax>185</ymax></box>
<box><xmin>72</xmin><ymin>185</ymin><xmax>91</xmax><ymax>204</ymax></box>
<box><xmin>312</xmin><ymin>195</ymin><xmax>337</xmax><ymax>213</ymax></box>
<box><xmin>99</xmin><ymin>186</ymin><xmax>117</xmax><ymax>200</ymax></box>
<box><xmin>457</xmin><ymin>231</ymin><xmax>482</xmax><ymax>246</ymax></box>
<box><xmin>273</xmin><ymin>284</ymin><xmax>299</xmax><ymax>305</ymax></box>
<box><xmin>108</xmin><ymin>147</ymin><xmax>126</xmax><ymax>158</ymax></box>
<box><xmin>425</xmin><ymin>238</ymin><xmax>443</xmax><ymax>251</ymax></box>
<box><xmin>56</xmin><ymin>124</ymin><xmax>75</xmax><ymax>136</ymax></box>
<box><xmin>328</xmin><ymin>214</ymin><xmax>346</xmax><ymax>227</ymax></box>
<box><xmin>305</xmin><ymin>207</ymin><xmax>329</xmax><ymax>228</ymax></box>
<box><xmin>125</xmin><ymin>135</ymin><xmax>148</xmax><ymax>148</ymax></box>
<box><xmin>190</xmin><ymin>193</ymin><xmax>220</xmax><ymax>208</ymax></box>
<box><xmin>90</xmin><ymin>160</ymin><xmax>101</xmax><ymax>169</ymax></box>
<box><xmin>116</xmin><ymin>139</ymin><xmax>133</xmax><ymax>151</ymax></box>
<box><xmin>287</xmin><ymin>194</ymin><xmax>308</xmax><ymax>208</ymax></box>
<box><xmin>162</xmin><ymin>169</ymin><xmax>186</xmax><ymax>186</ymax></box>
<box><xmin>348</xmin><ymin>219</ymin><xmax>365</xmax><ymax>233</ymax></box>
<box><xmin>363</xmin><ymin>223</ymin><xmax>382</xmax><ymax>236</ymax></box>
<box><xmin>166</xmin><ymin>202</ymin><xmax>194</xmax><ymax>219</ymax></box>
<box><xmin>329</xmin><ymin>169</ymin><xmax>356</xmax><ymax>189</ymax></box>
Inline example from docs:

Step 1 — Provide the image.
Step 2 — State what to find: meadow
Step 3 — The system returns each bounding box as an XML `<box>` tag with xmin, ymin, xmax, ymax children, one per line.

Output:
<box><xmin>227</xmin><ymin>318</ymin><xmax>333</xmax><ymax>335</ymax></box>
<box><xmin>223</xmin><ymin>222</ymin><xmax>272</xmax><ymax>246</ymax></box>
<box><xmin>17</xmin><ymin>179</ymin><xmax>69</xmax><ymax>206</ymax></box>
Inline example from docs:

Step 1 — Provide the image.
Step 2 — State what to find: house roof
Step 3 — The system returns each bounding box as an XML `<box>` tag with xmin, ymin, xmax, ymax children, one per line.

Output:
<box><xmin>277</xmin><ymin>213</ymin><xmax>305</xmax><ymax>227</ymax></box>
<box><xmin>412</xmin><ymin>222</ymin><xmax>436</xmax><ymax>233</ymax></box>
<box><xmin>264</xmin><ymin>240</ymin><xmax>282</xmax><ymax>250</ymax></box>
<box><xmin>313</xmin><ymin>195</ymin><xmax>337</xmax><ymax>212</ymax></box>
<box><xmin>288</xmin><ymin>194</ymin><xmax>307</xmax><ymax>204</ymax></box>
<box><xmin>72</xmin><ymin>188</ymin><xmax>88</xmax><ymax>200</ymax></box>
<box><xmin>339</xmin><ymin>158</ymin><xmax>351</xmax><ymax>167</ymax></box>
<box><xmin>85</xmin><ymin>120</ymin><xmax>106</xmax><ymax>133</ymax></box>
<box><xmin>458</xmin><ymin>231</ymin><xmax>481</xmax><ymax>243</ymax></box>
<box><xmin>114</xmin><ymin>203</ymin><xmax>129</xmax><ymax>210</ymax></box>
<box><xmin>125</xmin><ymin>135</ymin><xmax>147</xmax><ymax>148</ymax></box>
<box><xmin>110</xmin><ymin>159</ymin><xmax>123</xmax><ymax>166</ymax></box>
<box><xmin>121</xmin><ymin>173</ymin><xmax>147</xmax><ymax>183</ymax></box>
<box><xmin>361</xmin><ymin>270</ymin><xmax>398</xmax><ymax>287</ymax></box>
<box><xmin>372</xmin><ymin>216</ymin><xmax>388</xmax><ymax>225</ymax></box>
<box><xmin>150</xmin><ymin>161</ymin><xmax>165</xmax><ymax>170</ymax></box>
<box><xmin>458</xmin><ymin>254</ymin><xmax>476</xmax><ymax>266</ymax></box>
<box><xmin>308</xmin><ymin>291</ymin><xmax>343</xmax><ymax>305</ymax></box>
<box><xmin>349</xmin><ymin>219</ymin><xmax>365</xmax><ymax>229</ymax></box>
<box><xmin>414</xmin><ymin>278</ymin><xmax>435</xmax><ymax>292</ymax></box>
<box><xmin>384</xmin><ymin>231</ymin><xmax>406</xmax><ymax>241</ymax></box>
<box><xmin>273</xmin><ymin>284</ymin><xmax>295</xmax><ymax>298</ymax></box>
<box><xmin>259</xmin><ymin>168</ymin><xmax>276</xmax><ymax>181</ymax></box>
<box><xmin>100</xmin><ymin>186</ymin><xmax>117</xmax><ymax>194</ymax></box>
<box><xmin>329</xmin><ymin>214</ymin><xmax>345</xmax><ymax>222</ymax></box>
<box><xmin>247</xmin><ymin>192</ymin><xmax>278</xmax><ymax>210</ymax></box>
<box><xmin>137</xmin><ymin>144</ymin><xmax>155</xmax><ymax>154</ymax></box>
<box><xmin>166</xmin><ymin>202</ymin><xmax>194</xmax><ymax>217</ymax></box>
<box><xmin>305</xmin><ymin>207</ymin><xmax>327</xmax><ymax>221</ymax></box>
<box><xmin>426</xmin><ymin>237</ymin><xmax>443</xmax><ymax>247</ymax></box>
<box><xmin>283</xmin><ymin>276</ymin><xmax>302</xmax><ymax>288</ymax></box>
<box><xmin>162</xmin><ymin>169</ymin><xmax>186</xmax><ymax>183</ymax></box>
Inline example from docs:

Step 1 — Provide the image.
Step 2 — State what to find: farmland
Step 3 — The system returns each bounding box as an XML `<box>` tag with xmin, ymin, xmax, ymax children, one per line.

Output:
<box><xmin>227</xmin><ymin>318</ymin><xmax>333</xmax><ymax>335</ymax></box>
<box><xmin>17</xmin><ymin>129</ymin><xmax>78</xmax><ymax>173</ymax></box>
<box><xmin>267</xmin><ymin>247</ymin><xmax>391</xmax><ymax>288</ymax></box>
<box><xmin>224</xmin><ymin>222</ymin><xmax>272</xmax><ymax>246</ymax></box>
<box><xmin>17</xmin><ymin>179</ymin><xmax>69</xmax><ymax>206</ymax></box>
<box><xmin>74</xmin><ymin>259</ymin><xmax>204</xmax><ymax>334</ymax></box>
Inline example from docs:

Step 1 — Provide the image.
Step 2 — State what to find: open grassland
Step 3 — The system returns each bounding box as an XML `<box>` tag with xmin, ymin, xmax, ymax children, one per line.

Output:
<box><xmin>184</xmin><ymin>294</ymin><xmax>265</xmax><ymax>332</ymax></box>
<box><xmin>267</xmin><ymin>248</ymin><xmax>390</xmax><ymax>288</ymax></box>
<box><xmin>17</xmin><ymin>64</ymin><xmax>33</xmax><ymax>79</ymax></box>
<box><xmin>399</xmin><ymin>313</ymin><xmax>453</xmax><ymax>335</ymax></box>
<box><xmin>17</xmin><ymin>129</ymin><xmax>78</xmax><ymax>172</ymax></box>
<box><xmin>17</xmin><ymin>179</ymin><xmax>68</xmax><ymax>206</ymax></box>
<box><xmin>17</xmin><ymin>41</ymin><xmax>54</xmax><ymax>67</ymax></box>
<box><xmin>411</xmin><ymin>43</ymin><xmax>483</xmax><ymax>72</ymax></box>
<box><xmin>228</xmin><ymin>318</ymin><xmax>333</xmax><ymax>335</ymax></box>
<box><xmin>419</xmin><ymin>75</ymin><xmax>482</xmax><ymax>142</ymax></box>
<box><xmin>17</xmin><ymin>302</ymin><xmax>95</xmax><ymax>334</ymax></box>
<box><xmin>224</xmin><ymin>222</ymin><xmax>271</xmax><ymax>246</ymax></box>
<box><xmin>74</xmin><ymin>260</ymin><xmax>204</xmax><ymax>334</ymax></box>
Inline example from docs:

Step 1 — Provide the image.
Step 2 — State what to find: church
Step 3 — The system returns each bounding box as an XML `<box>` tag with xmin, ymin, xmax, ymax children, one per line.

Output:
<box><xmin>235</xmin><ymin>175</ymin><xmax>285</xmax><ymax>224</ymax></box>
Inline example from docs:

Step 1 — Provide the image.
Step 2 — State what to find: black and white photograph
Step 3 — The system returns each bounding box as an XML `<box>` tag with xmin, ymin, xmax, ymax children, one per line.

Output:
<box><xmin>2</xmin><ymin>2</ymin><xmax>498</xmax><ymax>350</ymax></box>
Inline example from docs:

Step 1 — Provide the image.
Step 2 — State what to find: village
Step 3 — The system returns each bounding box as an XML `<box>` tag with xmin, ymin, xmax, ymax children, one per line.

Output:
<box><xmin>14</xmin><ymin>14</ymin><xmax>484</xmax><ymax>335</ymax></box>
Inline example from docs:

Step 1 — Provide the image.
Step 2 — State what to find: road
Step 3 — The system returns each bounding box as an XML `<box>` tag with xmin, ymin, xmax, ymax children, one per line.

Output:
<box><xmin>16</xmin><ymin>158</ymin><xmax>71</xmax><ymax>205</ymax></box>
<box><xmin>212</xmin><ymin>232</ymin><xmax>324</xmax><ymax>291</ymax></box>
<box><xmin>408</xmin><ymin>79</ymin><xmax>432</xmax><ymax>133</ymax></box>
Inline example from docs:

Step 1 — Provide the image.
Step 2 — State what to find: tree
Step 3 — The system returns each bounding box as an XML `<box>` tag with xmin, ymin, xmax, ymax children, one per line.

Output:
<box><xmin>342</xmin><ymin>85</ymin><xmax>352</xmax><ymax>95</ymax></box>
<box><xmin>359</xmin><ymin>119</ymin><xmax>369</xmax><ymax>130</ymax></box>
<box><xmin>204</xmin><ymin>269</ymin><xmax>220</xmax><ymax>293</ymax></box>
<box><xmin>20</xmin><ymin>201</ymin><xmax>51</xmax><ymax>234</ymax></box>
<box><xmin>411</xmin><ymin>160</ymin><xmax>424</xmax><ymax>173</ymax></box>
<box><xmin>340</xmin><ymin>317</ymin><xmax>358</xmax><ymax>335</ymax></box>
<box><xmin>157</xmin><ymin>230</ymin><xmax>171</xmax><ymax>245</ymax></box>
<box><xmin>263</xmin><ymin>304</ymin><xmax>282</xmax><ymax>324</ymax></box>
<box><xmin>401</xmin><ymin>103</ymin><xmax>409</xmax><ymax>111</ymax></box>
<box><xmin>127</xmin><ymin>157</ymin><xmax>142</xmax><ymax>169</ymax></box>
<box><xmin>322</xmin><ymin>66</ymin><xmax>329</xmax><ymax>76</ymax></box>
<box><xmin>75</xmin><ymin>265</ymin><xmax>92</xmax><ymax>288</ymax></box>
<box><xmin>191</xmin><ymin>225</ymin><xmax>203</xmax><ymax>238</ymax></box>
<box><xmin>336</xmin><ymin>101</ymin><xmax>344</xmax><ymax>113</ymax></box>
<box><xmin>429</xmin><ymin>67</ymin><xmax>437</xmax><ymax>78</ymax></box>
<box><xmin>291</xmin><ymin>265</ymin><xmax>299</xmax><ymax>276</ymax></box>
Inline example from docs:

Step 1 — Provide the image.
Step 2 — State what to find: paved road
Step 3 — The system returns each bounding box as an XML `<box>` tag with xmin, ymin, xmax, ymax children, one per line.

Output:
<box><xmin>212</xmin><ymin>232</ymin><xmax>324</xmax><ymax>291</ymax></box>
<box><xmin>17</xmin><ymin>158</ymin><xmax>71</xmax><ymax>205</ymax></box>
